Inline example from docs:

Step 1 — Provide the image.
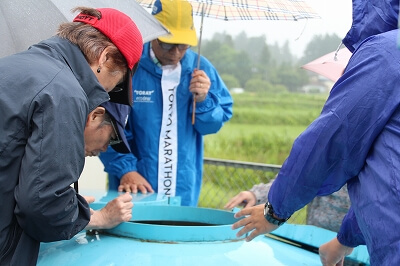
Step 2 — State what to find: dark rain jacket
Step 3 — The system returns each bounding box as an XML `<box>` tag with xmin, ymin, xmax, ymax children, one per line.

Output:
<box><xmin>268</xmin><ymin>0</ymin><xmax>400</xmax><ymax>264</ymax></box>
<box><xmin>0</xmin><ymin>37</ymin><xmax>110</xmax><ymax>265</ymax></box>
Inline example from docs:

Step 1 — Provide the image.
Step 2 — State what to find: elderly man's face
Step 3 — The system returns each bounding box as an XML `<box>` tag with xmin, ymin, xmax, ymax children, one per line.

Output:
<box><xmin>84</xmin><ymin>107</ymin><xmax>115</xmax><ymax>157</ymax></box>
<box><xmin>152</xmin><ymin>39</ymin><xmax>190</xmax><ymax>66</ymax></box>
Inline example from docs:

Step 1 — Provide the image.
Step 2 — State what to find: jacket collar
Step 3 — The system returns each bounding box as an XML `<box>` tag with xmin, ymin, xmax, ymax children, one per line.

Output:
<box><xmin>35</xmin><ymin>37</ymin><xmax>110</xmax><ymax>112</ymax></box>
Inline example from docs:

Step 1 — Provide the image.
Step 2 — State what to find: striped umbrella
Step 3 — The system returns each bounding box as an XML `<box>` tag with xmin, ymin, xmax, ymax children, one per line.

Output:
<box><xmin>137</xmin><ymin>0</ymin><xmax>320</xmax><ymax>21</ymax></box>
<box><xmin>136</xmin><ymin>0</ymin><xmax>320</xmax><ymax>124</ymax></box>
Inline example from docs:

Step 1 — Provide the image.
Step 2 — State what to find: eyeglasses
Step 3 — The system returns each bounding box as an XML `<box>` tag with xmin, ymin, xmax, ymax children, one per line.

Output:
<box><xmin>109</xmin><ymin>118</ymin><xmax>123</xmax><ymax>146</ymax></box>
<box><xmin>157</xmin><ymin>39</ymin><xmax>190</xmax><ymax>51</ymax></box>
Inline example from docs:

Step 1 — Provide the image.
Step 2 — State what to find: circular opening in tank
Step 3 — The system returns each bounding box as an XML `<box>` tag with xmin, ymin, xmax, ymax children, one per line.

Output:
<box><xmin>132</xmin><ymin>220</ymin><xmax>220</xmax><ymax>226</ymax></box>
<box><xmin>104</xmin><ymin>205</ymin><xmax>245</xmax><ymax>242</ymax></box>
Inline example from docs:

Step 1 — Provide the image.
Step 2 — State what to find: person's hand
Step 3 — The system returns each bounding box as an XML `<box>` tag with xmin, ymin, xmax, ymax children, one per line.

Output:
<box><xmin>319</xmin><ymin>237</ymin><xmax>354</xmax><ymax>266</ymax></box>
<box><xmin>232</xmin><ymin>204</ymin><xmax>279</xmax><ymax>241</ymax></box>
<box><xmin>83</xmin><ymin>195</ymin><xmax>95</xmax><ymax>204</ymax></box>
<box><xmin>189</xmin><ymin>69</ymin><xmax>211</xmax><ymax>102</ymax></box>
<box><xmin>86</xmin><ymin>192</ymin><xmax>133</xmax><ymax>230</ymax></box>
<box><xmin>224</xmin><ymin>191</ymin><xmax>257</xmax><ymax>209</ymax></box>
<box><xmin>118</xmin><ymin>171</ymin><xmax>154</xmax><ymax>194</ymax></box>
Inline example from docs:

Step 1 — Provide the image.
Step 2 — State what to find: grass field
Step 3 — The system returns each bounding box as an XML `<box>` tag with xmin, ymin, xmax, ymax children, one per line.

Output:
<box><xmin>204</xmin><ymin>92</ymin><xmax>329</xmax><ymax>164</ymax></box>
<box><xmin>199</xmin><ymin>92</ymin><xmax>329</xmax><ymax>218</ymax></box>
<box><xmin>204</xmin><ymin>124</ymin><xmax>306</xmax><ymax>164</ymax></box>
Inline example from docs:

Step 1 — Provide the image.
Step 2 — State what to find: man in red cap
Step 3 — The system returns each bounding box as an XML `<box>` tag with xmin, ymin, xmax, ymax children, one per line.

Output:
<box><xmin>0</xmin><ymin>7</ymin><xmax>142</xmax><ymax>265</ymax></box>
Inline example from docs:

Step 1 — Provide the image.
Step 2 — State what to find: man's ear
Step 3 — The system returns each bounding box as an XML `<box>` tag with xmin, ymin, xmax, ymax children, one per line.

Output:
<box><xmin>99</xmin><ymin>46</ymin><xmax>112</xmax><ymax>66</ymax></box>
<box><xmin>86</xmin><ymin>106</ymin><xmax>106</xmax><ymax>124</ymax></box>
<box><xmin>91</xmin><ymin>47</ymin><xmax>111</xmax><ymax>71</ymax></box>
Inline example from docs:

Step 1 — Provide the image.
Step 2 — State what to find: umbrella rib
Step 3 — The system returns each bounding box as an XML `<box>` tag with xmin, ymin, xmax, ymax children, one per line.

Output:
<box><xmin>224</xmin><ymin>6</ymin><xmax>228</xmax><ymax>21</ymax></box>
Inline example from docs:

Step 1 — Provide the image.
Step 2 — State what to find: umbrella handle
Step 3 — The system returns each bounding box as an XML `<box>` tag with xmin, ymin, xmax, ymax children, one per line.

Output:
<box><xmin>192</xmin><ymin>100</ymin><xmax>196</xmax><ymax>124</ymax></box>
<box><xmin>193</xmin><ymin>4</ymin><xmax>205</xmax><ymax>125</ymax></box>
<box><xmin>334</xmin><ymin>42</ymin><xmax>343</xmax><ymax>61</ymax></box>
<box><xmin>196</xmin><ymin>4</ymin><xmax>205</xmax><ymax>69</ymax></box>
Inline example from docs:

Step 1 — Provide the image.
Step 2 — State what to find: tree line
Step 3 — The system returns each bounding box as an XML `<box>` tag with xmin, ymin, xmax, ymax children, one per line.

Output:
<box><xmin>200</xmin><ymin>32</ymin><xmax>342</xmax><ymax>93</ymax></box>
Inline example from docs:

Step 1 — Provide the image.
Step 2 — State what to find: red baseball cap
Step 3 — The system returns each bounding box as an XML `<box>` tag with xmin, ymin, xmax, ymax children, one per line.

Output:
<box><xmin>73</xmin><ymin>8</ymin><xmax>143</xmax><ymax>106</ymax></box>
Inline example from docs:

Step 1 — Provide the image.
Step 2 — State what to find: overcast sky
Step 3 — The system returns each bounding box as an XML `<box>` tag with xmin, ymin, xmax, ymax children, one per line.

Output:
<box><xmin>193</xmin><ymin>0</ymin><xmax>353</xmax><ymax>56</ymax></box>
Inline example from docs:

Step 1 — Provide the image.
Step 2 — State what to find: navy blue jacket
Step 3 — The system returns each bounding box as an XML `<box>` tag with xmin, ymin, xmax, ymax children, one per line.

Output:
<box><xmin>0</xmin><ymin>37</ymin><xmax>109</xmax><ymax>265</ymax></box>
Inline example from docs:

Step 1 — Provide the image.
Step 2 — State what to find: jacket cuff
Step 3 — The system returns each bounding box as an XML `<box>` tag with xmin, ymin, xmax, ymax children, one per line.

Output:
<box><xmin>337</xmin><ymin>207</ymin><xmax>366</xmax><ymax>247</ymax></box>
<box><xmin>194</xmin><ymin>94</ymin><xmax>212</xmax><ymax>110</ymax></box>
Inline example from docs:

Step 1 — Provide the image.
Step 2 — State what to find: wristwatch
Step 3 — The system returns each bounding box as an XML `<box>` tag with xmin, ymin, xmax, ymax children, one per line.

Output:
<box><xmin>264</xmin><ymin>202</ymin><xmax>290</xmax><ymax>226</ymax></box>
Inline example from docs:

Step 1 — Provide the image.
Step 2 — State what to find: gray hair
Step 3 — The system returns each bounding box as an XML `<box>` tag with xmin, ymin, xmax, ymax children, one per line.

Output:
<box><xmin>56</xmin><ymin>7</ymin><xmax>127</xmax><ymax>73</ymax></box>
<box><xmin>100</xmin><ymin>112</ymin><xmax>112</xmax><ymax>127</ymax></box>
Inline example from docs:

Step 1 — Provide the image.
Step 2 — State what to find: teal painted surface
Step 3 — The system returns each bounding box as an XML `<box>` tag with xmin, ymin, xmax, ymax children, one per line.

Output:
<box><xmin>85</xmin><ymin>189</ymin><xmax>181</xmax><ymax>207</ymax></box>
<box><xmin>38</xmin><ymin>232</ymin><xmax>323</xmax><ymax>266</ymax></box>
<box><xmin>273</xmin><ymin>224</ymin><xmax>370</xmax><ymax>264</ymax></box>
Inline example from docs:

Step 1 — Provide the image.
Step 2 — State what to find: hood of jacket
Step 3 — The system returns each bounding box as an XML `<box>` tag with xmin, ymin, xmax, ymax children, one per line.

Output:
<box><xmin>343</xmin><ymin>0</ymin><xmax>399</xmax><ymax>52</ymax></box>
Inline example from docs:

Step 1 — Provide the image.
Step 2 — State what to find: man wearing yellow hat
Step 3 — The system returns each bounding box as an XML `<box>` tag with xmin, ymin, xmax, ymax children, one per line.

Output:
<box><xmin>100</xmin><ymin>0</ymin><xmax>233</xmax><ymax>206</ymax></box>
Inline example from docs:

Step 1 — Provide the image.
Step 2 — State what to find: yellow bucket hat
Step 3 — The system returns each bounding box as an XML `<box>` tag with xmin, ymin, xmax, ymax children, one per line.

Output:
<box><xmin>152</xmin><ymin>0</ymin><xmax>198</xmax><ymax>46</ymax></box>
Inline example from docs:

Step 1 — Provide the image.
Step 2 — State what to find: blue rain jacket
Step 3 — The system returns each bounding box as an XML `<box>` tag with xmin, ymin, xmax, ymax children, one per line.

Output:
<box><xmin>100</xmin><ymin>43</ymin><xmax>233</xmax><ymax>206</ymax></box>
<box><xmin>269</xmin><ymin>1</ymin><xmax>400</xmax><ymax>264</ymax></box>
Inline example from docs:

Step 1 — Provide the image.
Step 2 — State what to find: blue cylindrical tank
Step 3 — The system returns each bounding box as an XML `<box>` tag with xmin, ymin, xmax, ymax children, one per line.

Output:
<box><xmin>37</xmin><ymin>190</ymin><xmax>369</xmax><ymax>266</ymax></box>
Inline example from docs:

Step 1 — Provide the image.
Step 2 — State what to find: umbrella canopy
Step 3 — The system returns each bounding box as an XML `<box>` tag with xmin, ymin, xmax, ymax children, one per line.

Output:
<box><xmin>138</xmin><ymin>0</ymin><xmax>320</xmax><ymax>21</ymax></box>
<box><xmin>136</xmin><ymin>0</ymin><xmax>320</xmax><ymax>66</ymax></box>
<box><xmin>136</xmin><ymin>0</ymin><xmax>320</xmax><ymax>124</ymax></box>
<box><xmin>301</xmin><ymin>47</ymin><xmax>352</xmax><ymax>82</ymax></box>
<box><xmin>0</xmin><ymin>0</ymin><xmax>169</xmax><ymax>58</ymax></box>
<box><xmin>192</xmin><ymin>0</ymin><xmax>320</xmax><ymax>21</ymax></box>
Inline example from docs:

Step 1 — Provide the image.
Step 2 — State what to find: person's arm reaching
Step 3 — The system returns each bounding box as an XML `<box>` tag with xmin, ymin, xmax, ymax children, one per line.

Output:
<box><xmin>224</xmin><ymin>181</ymin><xmax>274</xmax><ymax>209</ymax></box>
<box><xmin>100</xmin><ymin>144</ymin><xmax>154</xmax><ymax>194</ymax></box>
<box><xmin>233</xmin><ymin>39</ymin><xmax>400</xmax><ymax>242</ymax></box>
<box><xmin>84</xmin><ymin>192</ymin><xmax>133</xmax><ymax>230</ymax></box>
<box><xmin>318</xmin><ymin>207</ymin><xmax>363</xmax><ymax>265</ymax></box>
<box><xmin>336</xmin><ymin>207</ymin><xmax>366</xmax><ymax>247</ymax></box>
<box><xmin>232</xmin><ymin>203</ymin><xmax>280</xmax><ymax>241</ymax></box>
<box><xmin>224</xmin><ymin>191</ymin><xmax>257</xmax><ymax>209</ymax></box>
<box><xmin>100</xmin><ymin>145</ymin><xmax>137</xmax><ymax>180</ymax></box>
<box><xmin>119</xmin><ymin>171</ymin><xmax>154</xmax><ymax>194</ymax></box>
<box><xmin>268</xmin><ymin>41</ymin><xmax>400</xmax><ymax>220</ymax></box>
<box><xmin>319</xmin><ymin>237</ymin><xmax>354</xmax><ymax>266</ymax></box>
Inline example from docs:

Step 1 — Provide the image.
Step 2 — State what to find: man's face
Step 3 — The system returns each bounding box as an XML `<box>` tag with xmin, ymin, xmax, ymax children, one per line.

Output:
<box><xmin>84</xmin><ymin>107</ymin><xmax>116</xmax><ymax>157</ymax></box>
<box><xmin>152</xmin><ymin>39</ymin><xmax>190</xmax><ymax>66</ymax></box>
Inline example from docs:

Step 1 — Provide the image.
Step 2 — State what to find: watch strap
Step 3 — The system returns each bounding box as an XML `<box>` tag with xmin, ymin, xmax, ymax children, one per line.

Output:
<box><xmin>263</xmin><ymin>202</ymin><xmax>290</xmax><ymax>226</ymax></box>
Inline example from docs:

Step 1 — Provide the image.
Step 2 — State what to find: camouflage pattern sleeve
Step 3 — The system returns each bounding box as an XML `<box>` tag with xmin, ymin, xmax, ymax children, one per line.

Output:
<box><xmin>306</xmin><ymin>185</ymin><xmax>350</xmax><ymax>232</ymax></box>
<box><xmin>250</xmin><ymin>179</ymin><xmax>350</xmax><ymax>232</ymax></box>
<box><xmin>249</xmin><ymin>180</ymin><xmax>274</xmax><ymax>205</ymax></box>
